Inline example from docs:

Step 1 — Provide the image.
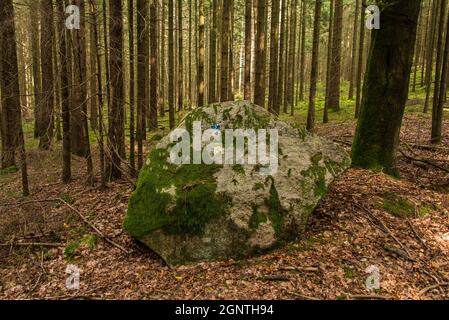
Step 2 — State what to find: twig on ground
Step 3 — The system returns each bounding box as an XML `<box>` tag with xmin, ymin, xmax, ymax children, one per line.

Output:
<box><xmin>419</xmin><ymin>283</ymin><xmax>449</xmax><ymax>296</ymax></box>
<box><xmin>286</xmin><ymin>291</ymin><xmax>320</xmax><ymax>300</ymax></box>
<box><xmin>350</xmin><ymin>294</ymin><xmax>391</xmax><ymax>300</ymax></box>
<box><xmin>56</xmin><ymin>198</ymin><xmax>130</xmax><ymax>254</ymax></box>
<box><xmin>257</xmin><ymin>275</ymin><xmax>290</xmax><ymax>282</ymax></box>
<box><xmin>354</xmin><ymin>203</ymin><xmax>412</xmax><ymax>258</ymax></box>
<box><xmin>399</xmin><ymin>149</ymin><xmax>449</xmax><ymax>174</ymax></box>
<box><xmin>406</xmin><ymin>217</ymin><xmax>429</xmax><ymax>250</ymax></box>
<box><xmin>0</xmin><ymin>242</ymin><xmax>64</xmax><ymax>247</ymax></box>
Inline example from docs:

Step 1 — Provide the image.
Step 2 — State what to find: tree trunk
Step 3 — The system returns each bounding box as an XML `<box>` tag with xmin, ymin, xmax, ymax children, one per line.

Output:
<box><xmin>352</xmin><ymin>0</ymin><xmax>421</xmax><ymax>176</ymax></box>
<box><xmin>149</xmin><ymin>0</ymin><xmax>159</xmax><ymax>130</ymax></box>
<box><xmin>0</xmin><ymin>0</ymin><xmax>29</xmax><ymax>195</ymax></box>
<box><xmin>30</xmin><ymin>1</ymin><xmax>42</xmax><ymax>139</ymax></box>
<box><xmin>57</xmin><ymin>0</ymin><xmax>71</xmax><ymax>183</ymax></box>
<box><xmin>177</xmin><ymin>0</ymin><xmax>183</xmax><ymax>111</ymax></box>
<box><xmin>128</xmin><ymin>0</ymin><xmax>135</xmax><ymax>174</ymax></box>
<box><xmin>348</xmin><ymin>0</ymin><xmax>360</xmax><ymax>100</ymax></box>
<box><xmin>299</xmin><ymin>0</ymin><xmax>307</xmax><ymax>102</ymax></box>
<box><xmin>285</xmin><ymin>0</ymin><xmax>297</xmax><ymax>116</ymax></box>
<box><xmin>327</xmin><ymin>0</ymin><xmax>343</xmax><ymax>112</ymax></box>
<box><xmin>244</xmin><ymin>0</ymin><xmax>252</xmax><ymax>100</ymax></box>
<box><xmin>208</xmin><ymin>0</ymin><xmax>218</xmax><ymax>103</ymax></box>
<box><xmin>168</xmin><ymin>0</ymin><xmax>176</xmax><ymax>126</ymax></box>
<box><xmin>108</xmin><ymin>0</ymin><xmax>125</xmax><ymax>180</ymax></box>
<box><xmin>306</xmin><ymin>0</ymin><xmax>322</xmax><ymax>132</ymax></box>
<box><xmin>277</xmin><ymin>0</ymin><xmax>288</xmax><ymax>113</ymax></box>
<box><xmin>431</xmin><ymin>0</ymin><xmax>448</xmax><ymax>144</ymax></box>
<box><xmin>220</xmin><ymin>0</ymin><xmax>231</xmax><ymax>102</ymax></box>
<box><xmin>197</xmin><ymin>0</ymin><xmax>205</xmax><ymax>107</ymax></box>
<box><xmin>268</xmin><ymin>0</ymin><xmax>281</xmax><ymax>114</ymax></box>
<box><xmin>355</xmin><ymin>0</ymin><xmax>366</xmax><ymax>118</ymax></box>
<box><xmin>323</xmin><ymin>0</ymin><xmax>334</xmax><ymax>123</ymax></box>
<box><xmin>39</xmin><ymin>0</ymin><xmax>54</xmax><ymax>150</ymax></box>
<box><xmin>423</xmin><ymin>0</ymin><xmax>438</xmax><ymax>113</ymax></box>
<box><xmin>254</xmin><ymin>0</ymin><xmax>267</xmax><ymax>108</ymax></box>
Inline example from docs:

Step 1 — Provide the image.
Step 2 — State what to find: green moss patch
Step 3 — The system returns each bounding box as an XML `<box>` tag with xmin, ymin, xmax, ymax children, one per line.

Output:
<box><xmin>381</xmin><ymin>192</ymin><xmax>415</xmax><ymax>218</ymax></box>
<box><xmin>124</xmin><ymin>148</ymin><xmax>229</xmax><ymax>238</ymax></box>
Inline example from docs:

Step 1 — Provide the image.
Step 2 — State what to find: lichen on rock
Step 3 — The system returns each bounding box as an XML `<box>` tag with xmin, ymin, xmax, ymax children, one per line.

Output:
<box><xmin>123</xmin><ymin>101</ymin><xmax>351</xmax><ymax>266</ymax></box>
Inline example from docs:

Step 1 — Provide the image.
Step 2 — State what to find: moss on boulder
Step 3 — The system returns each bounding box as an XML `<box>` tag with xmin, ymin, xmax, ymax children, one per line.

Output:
<box><xmin>123</xmin><ymin>101</ymin><xmax>350</xmax><ymax>266</ymax></box>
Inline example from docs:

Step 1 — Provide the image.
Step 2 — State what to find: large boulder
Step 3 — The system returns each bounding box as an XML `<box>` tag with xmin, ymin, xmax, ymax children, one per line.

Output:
<box><xmin>124</xmin><ymin>101</ymin><xmax>350</xmax><ymax>266</ymax></box>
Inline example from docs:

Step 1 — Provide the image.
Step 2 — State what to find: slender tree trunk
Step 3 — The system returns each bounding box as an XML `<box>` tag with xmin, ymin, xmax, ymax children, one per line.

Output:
<box><xmin>244</xmin><ymin>0</ymin><xmax>252</xmax><ymax>100</ymax></box>
<box><xmin>129</xmin><ymin>0</ymin><xmax>136</xmax><ymax>174</ymax></box>
<box><xmin>73</xmin><ymin>0</ymin><xmax>94</xmax><ymax>185</ymax></box>
<box><xmin>352</xmin><ymin>0</ymin><xmax>421</xmax><ymax>176</ymax></box>
<box><xmin>299</xmin><ymin>0</ymin><xmax>307</xmax><ymax>102</ymax></box>
<box><xmin>150</xmin><ymin>0</ymin><xmax>159</xmax><ymax>130</ymax></box>
<box><xmin>39</xmin><ymin>0</ymin><xmax>54</xmax><ymax>150</ymax></box>
<box><xmin>208</xmin><ymin>0</ymin><xmax>218</xmax><ymax>103</ymax></box>
<box><xmin>254</xmin><ymin>0</ymin><xmax>267</xmax><ymax>108</ymax></box>
<box><xmin>285</xmin><ymin>0</ymin><xmax>297</xmax><ymax>116</ymax></box>
<box><xmin>277</xmin><ymin>0</ymin><xmax>288</xmax><ymax>113</ymax></box>
<box><xmin>0</xmin><ymin>0</ymin><xmax>29</xmax><ymax>194</ymax></box>
<box><xmin>30</xmin><ymin>1</ymin><xmax>42</xmax><ymax>139</ymax></box>
<box><xmin>423</xmin><ymin>0</ymin><xmax>438</xmax><ymax>113</ymax></box>
<box><xmin>348</xmin><ymin>0</ymin><xmax>360</xmax><ymax>100</ymax></box>
<box><xmin>323</xmin><ymin>0</ymin><xmax>334</xmax><ymax>123</ymax></box>
<box><xmin>268</xmin><ymin>0</ymin><xmax>281</xmax><ymax>114</ymax></box>
<box><xmin>160</xmin><ymin>0</ymin><xmax>166</xmax><ymax>116</ymax></box>
<box><xmin>90</xmin><ymin>3</ymin><xmax>99</xmax><ymax>132</ymax></box>
<box><xmin>168</xmin><ymin>0</ymin><xmax>176</xmax><ymax>126</ymax></box>
<box><xmin>221</xmin><ymin>0</ymin><xmax>231</xmax><ymax>102</ymax></box>
<box><xmin>107</xmin><ymin>0</ymin><xmax>125</xmax><ymax>180</ymax></box>
<box><xmin>58</xmin><ymin>0</ymin><xmax>71</xmax><ymax>183</ymax></box>
<box><xmin>355</xmin><ymin>0</ymin><xmax>366</xmax><ymax>118</ymax></box>
<box><xmin>90</xmin><ymin>0</ymin><xmax>107</xmax><ymax>188</ymax></box>
<box><xmin>431</xmin><ymin>0</ymin><xmax>448</xmax><ymax>143</ymax></box>
<box><xmin>307</xmin><ymin>0</ymin><xmax>322</xmax><ymax>132</ymax></box>
<box><xmin>328</xmin><ymin>0</ymin><xmax>343</xmax><ymax>111</ymax></box>
<box><xmin>177</xmin><ymin>0</ymin><xmax>183</xmax><ymax>111</ymax></box>
<box><xmin>197</xmin><ymin>0</ymin><xmax>205</xmax><ymax>107</ymax></box>
<box><xmin>137</xmin><ymin>0</ymin><xmax>149</xmax><ymax>168</ymax></box>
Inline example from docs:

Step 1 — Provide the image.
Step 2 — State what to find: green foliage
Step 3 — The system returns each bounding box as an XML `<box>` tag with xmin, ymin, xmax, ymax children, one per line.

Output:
<box><xmin>64</xmin><ymin>234</ymin><xmax>98</xmax><ymax>260</ymax></box>
<box><xmin>381</xmin><ymin>192</ymin><xmax>415</xmax><ymax>218</ymax></box>
<box><xmin>0</xmin><ymin>166</ymin><xmax>18</xmax><ymax>175</ymax></box>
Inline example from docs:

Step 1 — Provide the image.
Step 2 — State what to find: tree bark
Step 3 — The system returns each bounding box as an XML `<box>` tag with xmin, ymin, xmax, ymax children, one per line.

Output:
<box><xmin>306</xmin><ymin>0</ymin><xmax>322</xmax><ymax>132</ymax></box>
<box><xmin>0</xmin><ymin>0</ymin><xmax>29</xmax><ymax>195</ymax></box>
<box><xmin>254</xmin><ymin>0</ymin><xmax>267</xmax><ymax>108</ymax></box>
<box><xmin>352</xmin><ymin>0</ymin><xmax>421</xmax><ymax>176</ymax></box>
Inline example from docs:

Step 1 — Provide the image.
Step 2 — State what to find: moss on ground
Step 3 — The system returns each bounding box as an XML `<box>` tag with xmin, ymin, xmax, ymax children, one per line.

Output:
<box><xmin>381</xmin><ymin>192</ymin><xmax>415</xmax><ymax>218</ymax></box>
<box><xmin>124</xmin><ymin>148</ymin><xmax>229</xmax><ymax>238</ymax></box>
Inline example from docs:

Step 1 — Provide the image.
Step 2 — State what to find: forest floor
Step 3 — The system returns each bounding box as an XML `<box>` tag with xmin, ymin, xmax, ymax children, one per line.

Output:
<box><xmin>1</xmin><ymin>99</ymin><xmax>449</xmax><ymax>300</ymax></box>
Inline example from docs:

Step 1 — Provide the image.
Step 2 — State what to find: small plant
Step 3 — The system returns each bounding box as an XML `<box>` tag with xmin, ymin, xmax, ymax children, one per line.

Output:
<box><xmin>382</xmin><ymin>192</ymin><xmax>415</xmax><ymax>218</ymax></box>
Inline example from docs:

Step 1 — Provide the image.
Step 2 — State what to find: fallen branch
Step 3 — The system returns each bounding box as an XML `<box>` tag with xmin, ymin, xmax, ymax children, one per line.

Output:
<box><xmin>257</xmin><ymin>275</ymin><xmax>290</xmax><ymax>282</ymax></box>
<box><xmin>419</xmin><ymin>282</ymin><xmax>449</xmax><ymax>295</ymax></box>
<box><xmin>280</xmin><ymin>265</ymin><xmax>320</xmax><ymax>273</ymax></box>
<box><xmin>287</xmin><ymin>291</ymin><xmax>320</xmax><ymax>300</ymax></box>
<box><xmin>332</xmin><ymin>139</ymin><xmax>353</xmax><ymax>147</ymax></box>
<box><xmin>406</xmin><ymin>218</ymin><xmax>429</xmax><ymax>250</ymax></box>
<box><xmin>0</xmin><ymin>242</ymin><xmax>64</xmax><ymax>247</ymax></box>
<box><xmin>354</xmin><ymin>203</ymin><xmax>412</xmax><ymax>258</ymax></box>
<box><xmin>56</xmin><ymin>198</ymin><xmax>130</xmax><ymax>254</ymax></box>
<box><xmin>350</xmin><ymin>294</ymin><xmax>391</xmax><ymax>300</ymax></box>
